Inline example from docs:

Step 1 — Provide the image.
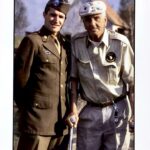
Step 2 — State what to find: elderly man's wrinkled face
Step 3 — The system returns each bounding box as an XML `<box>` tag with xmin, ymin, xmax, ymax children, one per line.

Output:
<box><xmin>82</xmin><ymin>13</ymin><xmax>107</xmax><ymax>41</ymax></box>
<box><xmin>43</xmin><ymin>7</ymin><xmax>66</xmax><ymax>35</ymax></box>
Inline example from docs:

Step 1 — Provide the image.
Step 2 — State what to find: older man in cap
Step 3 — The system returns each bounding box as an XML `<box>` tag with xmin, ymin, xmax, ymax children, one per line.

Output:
<box><xmin>14</xmin><ymin>0</ymin><xmax>71</xmax><ymax>150</ymax></box>
<box><xmin>68</xmin><ymin>0</ymin><xmax>134</xmax><ymax>149</ymax></box>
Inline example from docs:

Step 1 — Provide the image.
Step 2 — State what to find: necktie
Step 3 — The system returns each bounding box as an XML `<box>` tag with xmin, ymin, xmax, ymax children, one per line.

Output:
<box><xmin>54</xmin><ymin>37</ymin><xmax>61</xmax><ymax>54</ymax></box>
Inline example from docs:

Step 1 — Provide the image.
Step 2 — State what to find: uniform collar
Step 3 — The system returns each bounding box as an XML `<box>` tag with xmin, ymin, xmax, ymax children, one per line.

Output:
<box><xmin>39</xmin><ymin>25</ymin><xmax>66</xmax><ymax>43</ymax></box>
<box><xmin>86</xmin><ymin>29</ymin><xmax>109</xmax><ymax>48</ymax></box>
<box><xmin>38</xmin><ymin>26</ymin><xmax>61</xmax><ymax>58</ymax></box>
<box><xmin>39</xmin><ymin>26</ymin><xmax>53</xmax><ymax>36</ymax></box>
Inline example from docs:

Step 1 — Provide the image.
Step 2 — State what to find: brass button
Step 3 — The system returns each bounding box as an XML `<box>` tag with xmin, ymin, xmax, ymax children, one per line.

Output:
<box><xmin>42</xmin><ymin>35</ymin><xmax>48</xmax><ymax>42</ymax></box>
<box><xmin>43</xmin><ymin>35</ymin><xmax>47</xmax><ymax>40</ymax></box>
<box><xmin>35</xmin><ymin>103</ymin><xmax>39</xmax><ymax>107</ymax></box>
<box><xmin>61</xmin><ymin>84</ymin><xmax>63</xmax><ymax>88</ymax></box>
<box><xmin>46</xmin><ymin>59</ymin><xmax>49</xmax><ymax>62</ymax></box>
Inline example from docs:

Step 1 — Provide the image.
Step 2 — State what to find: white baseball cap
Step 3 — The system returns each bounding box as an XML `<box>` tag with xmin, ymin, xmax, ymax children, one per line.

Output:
<box><xmin>79</xmin><ymin>0</ymin><xmax>107</xmax><ymax>17</ymax></box>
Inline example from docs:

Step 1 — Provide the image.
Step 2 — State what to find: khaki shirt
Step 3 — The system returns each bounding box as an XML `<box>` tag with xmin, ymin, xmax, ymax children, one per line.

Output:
<box><xmin>71</xmin><ymin>29</ymin><xmax>134</xmax><ymax>104</ymax></box>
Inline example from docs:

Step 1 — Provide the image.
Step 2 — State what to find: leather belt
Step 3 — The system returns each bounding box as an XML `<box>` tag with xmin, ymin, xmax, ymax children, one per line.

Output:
<box><xmin>87</xmin><ymin>94</ymin><xmax>127</xmax><ymax>108</ymax></box>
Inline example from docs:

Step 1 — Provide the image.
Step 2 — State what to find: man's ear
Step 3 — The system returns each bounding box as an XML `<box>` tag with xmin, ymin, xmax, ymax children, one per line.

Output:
<box><xmin>105</xmin><ymin>16</ymin><xmax>108</xmax><ymax>27</ymax></box>
<box><xmin>43</xmin><ymin>12</ymin><xmax>46</xmax><ymax>18</ymax></box>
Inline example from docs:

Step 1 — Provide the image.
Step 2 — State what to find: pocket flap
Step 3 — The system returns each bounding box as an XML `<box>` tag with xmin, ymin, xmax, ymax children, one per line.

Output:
<box><xmin>31</xmin><ymin>95</ymin><xmax>52</xmax><ymax>109</ymax></box>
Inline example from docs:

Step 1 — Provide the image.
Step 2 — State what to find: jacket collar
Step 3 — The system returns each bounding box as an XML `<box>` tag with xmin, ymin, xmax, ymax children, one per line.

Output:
<box><xmin>39</xmin><ymin>26</ymin><xmax>63</xmax><ymax>58</ymax></box>
<box><xmin>39</xmin><ymin>25</ymin><xmax>54</xmax><ymax>36</ymax></box>
<box><xmin>86</xmin><ymin>29</ymin><xmax>109</xmax><ymax>48</ymax></box>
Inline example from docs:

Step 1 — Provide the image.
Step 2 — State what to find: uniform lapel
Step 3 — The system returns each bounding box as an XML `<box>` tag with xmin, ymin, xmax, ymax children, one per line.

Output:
<box><xmin>42</xmin><ymin>36</ymin><xmax>60</xmax><ymax>59</ymax></box>
<box><xmin>61</xmin><ymin>45</ymin><xmax>67</xmax><ymax>61</ymax></box>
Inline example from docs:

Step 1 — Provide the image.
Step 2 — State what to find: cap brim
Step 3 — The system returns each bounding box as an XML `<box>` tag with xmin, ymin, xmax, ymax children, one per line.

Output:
<box><xmin>81</xmin><ymin>11</ymin><xmax>105</xmax><ymax>17</ymax></box>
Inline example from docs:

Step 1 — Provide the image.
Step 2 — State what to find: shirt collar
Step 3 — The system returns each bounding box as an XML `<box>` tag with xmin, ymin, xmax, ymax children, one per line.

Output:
<box><xmin>86</xmin><ymin>29</ymin><xmax>109</xmax><ymax>48</ymax></box>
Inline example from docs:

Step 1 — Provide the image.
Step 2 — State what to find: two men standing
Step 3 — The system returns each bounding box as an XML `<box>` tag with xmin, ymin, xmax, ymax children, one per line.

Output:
<box><xmin>14</xmin><ymin>0</ymin><xmax>134</xmax><ymax>150</ymax></box>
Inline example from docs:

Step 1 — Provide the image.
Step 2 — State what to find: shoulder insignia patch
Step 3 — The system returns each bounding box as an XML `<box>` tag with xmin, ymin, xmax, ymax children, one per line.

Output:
<box><xmin>106</xmin><ymin>52</ymin><xmax>116</xmax><ymax>62</ymax></box>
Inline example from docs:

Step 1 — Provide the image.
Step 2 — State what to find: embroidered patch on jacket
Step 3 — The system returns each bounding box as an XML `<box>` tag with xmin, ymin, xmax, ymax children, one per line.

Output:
<box><xmin>44</xmin><ymin>49</ymin><xmax>51</xmax><ymax>55</ymax></box>
<box><xmin>106</xmin><ymin>52</ymin><xmax>116</xmax><ymax>62</ymax></box>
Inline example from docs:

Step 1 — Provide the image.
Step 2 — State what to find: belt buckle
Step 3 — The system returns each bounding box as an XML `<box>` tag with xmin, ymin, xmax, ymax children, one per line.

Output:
<box><xmin>100</xmin><ymin>101</ymin><xmax>112</xmax><ymax>107</ymax></box>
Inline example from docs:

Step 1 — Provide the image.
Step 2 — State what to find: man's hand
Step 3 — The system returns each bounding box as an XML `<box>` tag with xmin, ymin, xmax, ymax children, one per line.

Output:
<box><xmin>129</xmin><ymin>115</ymin><xmax>134</xmax><ymax>132</ymax></box>
<box><xmin>66</xmin><ymin>103</ymin><xmax>79</xmax><ymax>128</ymax></box>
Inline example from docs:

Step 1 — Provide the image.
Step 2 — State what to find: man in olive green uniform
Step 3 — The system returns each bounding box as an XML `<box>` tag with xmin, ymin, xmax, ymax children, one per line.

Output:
<box><xmin>14</xmin><ymin>0</ymin><xmax>71</xmax><ymax>150</ymax></box>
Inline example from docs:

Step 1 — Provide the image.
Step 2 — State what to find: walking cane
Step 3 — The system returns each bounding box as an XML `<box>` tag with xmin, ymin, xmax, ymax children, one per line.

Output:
<box><xmin>68</xmin><ymin>115</ymin><xmax>76</xmax><ymax>150</ymax></box>
<box><xmin>68</xmin><ymin>127</ymin><xmax>73</xmax><ymax>150</ymax></box>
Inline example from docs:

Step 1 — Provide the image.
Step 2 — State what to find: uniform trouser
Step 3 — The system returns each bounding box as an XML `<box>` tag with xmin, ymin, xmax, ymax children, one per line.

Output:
<box><xmin>17</xmin><ymin>133</ymin><xmax>69</xmax><ymax>150</ymax></box>
<box><xmin>77</xmin><ymin>97</ymin><xmax>132</xmax><ymax>150</ymax></box>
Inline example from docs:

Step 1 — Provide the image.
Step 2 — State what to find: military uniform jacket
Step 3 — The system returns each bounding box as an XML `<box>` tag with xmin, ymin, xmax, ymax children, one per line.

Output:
<box><xmin>14</xmin><ymin>26</ymin><xmax>71</xmax><ymax>135</ymax></box>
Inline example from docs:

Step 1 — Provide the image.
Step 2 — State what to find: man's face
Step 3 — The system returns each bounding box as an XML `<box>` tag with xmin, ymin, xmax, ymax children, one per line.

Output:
<box><xmin>43</xmin><ymin>7</ymin><xmax>66</xmax><ymax>35</ymax></box>
<box><xmin>82</xmin><ymin>13</ymin><xmax>107</xmax><ymax>41</ymax></box>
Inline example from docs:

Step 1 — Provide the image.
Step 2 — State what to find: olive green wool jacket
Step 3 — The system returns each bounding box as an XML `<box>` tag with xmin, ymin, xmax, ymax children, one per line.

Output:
<box><xmin>14</xmin><ymin>26</ymin><xmax>71</xmax><ymax>136</ymax></box>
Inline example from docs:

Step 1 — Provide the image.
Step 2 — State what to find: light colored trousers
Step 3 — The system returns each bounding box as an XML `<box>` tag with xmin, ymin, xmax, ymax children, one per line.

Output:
<box><xmin>77</xmin><ymin>97</ymin><xmax>131</xmax><ymax>150</ymax></box>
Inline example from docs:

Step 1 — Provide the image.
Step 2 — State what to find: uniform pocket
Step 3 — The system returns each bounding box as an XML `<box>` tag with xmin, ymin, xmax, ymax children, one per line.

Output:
<box><xmin>77</xmin><ymin>59</ymin><xmax>92</xmax><ymax>78</ymax></box>
<box><xmin>38</xmin><ymin>48</ymin><xmax>57</xmax><ymax>64</ymax></box>
<box><xmin>30</xmin><ymin>94</ymin><xmax>52</xmax><ymax>109</ymax></box>
<box><xmin>34</xmin><ymin>48</ymin><xmax>57</xmax><ymax>80</ymax></box>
